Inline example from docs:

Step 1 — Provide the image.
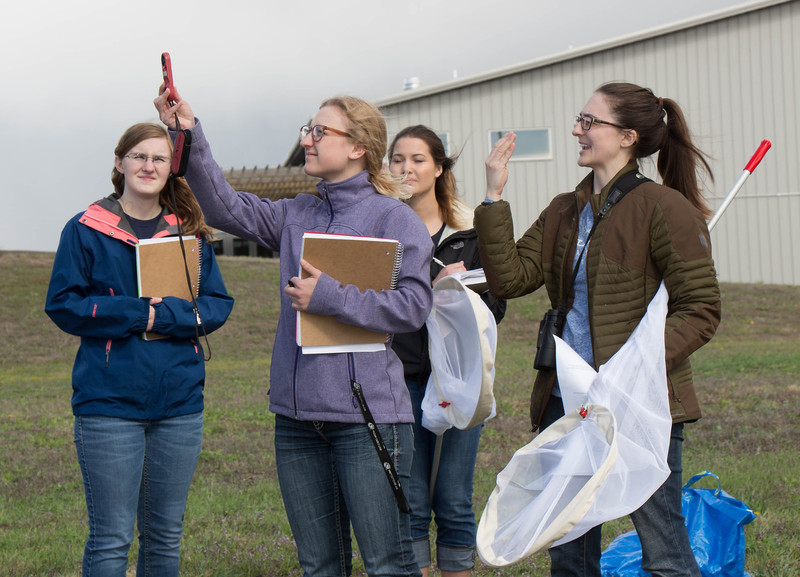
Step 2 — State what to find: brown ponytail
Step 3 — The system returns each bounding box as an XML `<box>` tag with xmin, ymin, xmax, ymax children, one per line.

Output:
<box><xmin>597</xmin><ymin>83</ymin><xmax>714</xmax><ymax>219</ymax></box>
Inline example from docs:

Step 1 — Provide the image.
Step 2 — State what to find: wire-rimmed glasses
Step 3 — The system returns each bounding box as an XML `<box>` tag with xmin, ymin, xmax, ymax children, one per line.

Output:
<box><xmin>300</xmin><ymin>124</ymin><xmax>352</xmax><ymax>142</ymax></box>
<box><xmin>122</xmin><ymin>152</ymin><xmax>171</xmax><ymax>166</ymax></box>
<box><xmin>574</xmin><ymin>114</ymin><xmax>626</xmax><ymax>131</ymax></box>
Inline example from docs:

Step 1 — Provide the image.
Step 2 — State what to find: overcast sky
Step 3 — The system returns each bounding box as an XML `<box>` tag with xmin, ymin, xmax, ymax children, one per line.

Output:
<box><xmin>1</xmin><ymin>0</ymin><xmax>739</xmax><ymax>252</ymax></box>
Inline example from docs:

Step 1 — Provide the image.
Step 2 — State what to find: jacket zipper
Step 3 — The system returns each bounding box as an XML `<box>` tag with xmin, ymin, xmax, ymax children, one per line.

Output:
<box><xmin>668</xmin><ymin>378</ymin><xmax>681</xmax><ymax>404</ymax></box>
<box><xmin>348</xmin><ymin>353</ymin><xmax>359</xmax><ymax>411</ymax></box>
<box><xmin>104</xmin><ymin>288</ymin><xmax>117</xmax><ymax>367</ymax></box>
<box><xmin>322</xmin><ymin>185</ymin><xmax>335</xmax><ymax>230</ymax></box>
<box><xmin>561</xmin><ymin>193</ymin><xmax>581</xmax><ymax>309</ymax></box>
<box><xmin>292</xmin><ymin>348</ymin><xmax>301</xmax><ymax>418</ymax></box>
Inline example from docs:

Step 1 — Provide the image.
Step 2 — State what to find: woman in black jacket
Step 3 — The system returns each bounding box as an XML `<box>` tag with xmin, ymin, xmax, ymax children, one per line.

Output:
<box><xmin>389</xmin><ymin>125</ymin><xmax>506</xmax><ymax>577</ymax></box>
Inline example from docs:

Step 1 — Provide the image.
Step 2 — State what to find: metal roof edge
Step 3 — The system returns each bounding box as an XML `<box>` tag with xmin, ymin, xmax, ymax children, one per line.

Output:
<box><xmin>374</xmin><ymin>0</ymin><xmax>791</xmax><ymax>107</ymax></box>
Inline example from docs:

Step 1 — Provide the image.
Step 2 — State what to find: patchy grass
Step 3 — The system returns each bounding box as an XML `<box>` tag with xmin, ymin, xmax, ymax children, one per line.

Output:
<box><xmin>1</xmin><ymin>252</ymin><xmax>798</xmax><ymax>576</ymax></box>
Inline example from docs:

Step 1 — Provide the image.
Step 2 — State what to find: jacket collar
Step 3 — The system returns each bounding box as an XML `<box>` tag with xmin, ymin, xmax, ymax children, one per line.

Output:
<box><xmin>575</xmin><ymin>161</ymin><xmax>640</xmax><ymax>209</ymax></box>
<box><xmin>438</xmin><ymin>202</ymin><xmax>475</xmax><ymax>246</ymax></box>
<box><xmin>315</xmin><ymin>171</ymin><xmax>377</xmax><ymax>211</ymax></box>
<box><xmin>79</xmin><ymin>194</ymin><xmax>181</xmax><ymax>245</ymax></box>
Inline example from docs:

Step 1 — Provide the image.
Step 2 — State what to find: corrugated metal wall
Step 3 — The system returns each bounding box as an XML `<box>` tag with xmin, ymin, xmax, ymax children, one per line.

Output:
<box><xmin>380</xmin><ymin>0</ymin><xmax>799</xmax><ymax>285</ymax></box>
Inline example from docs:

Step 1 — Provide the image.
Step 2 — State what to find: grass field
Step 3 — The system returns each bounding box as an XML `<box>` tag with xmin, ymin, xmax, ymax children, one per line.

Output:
<box><xmin>1</xmin><ymin>251</ymin><xmax>798</xmax><ymax>576</ymax></box>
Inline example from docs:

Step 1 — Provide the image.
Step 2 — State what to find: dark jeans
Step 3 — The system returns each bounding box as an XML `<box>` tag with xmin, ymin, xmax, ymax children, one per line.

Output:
<box><xmin>274</xmin><ymin>415</ymin><xmax>421</xmax><ymax>577</ymax></box>
<box><xmin>541</xmin><ymin>396</ymin><xmax>701</xmax><ymax>577</ymax></box>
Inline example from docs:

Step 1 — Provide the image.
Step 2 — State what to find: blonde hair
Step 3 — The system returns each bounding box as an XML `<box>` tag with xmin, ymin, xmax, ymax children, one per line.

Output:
<box><xmin>112</xmin><ymin>123</ymin><xmax>214</xmax><ymax>238</ymax></box>
<box><xmin>320</xmin><ymin>96</ymin><xmax>408</xmax><ymax>200</ymax></box>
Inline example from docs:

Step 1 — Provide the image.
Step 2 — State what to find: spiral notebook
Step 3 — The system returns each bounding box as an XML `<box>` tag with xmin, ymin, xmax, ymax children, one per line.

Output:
<box><xmin>296</xmin><ymin>232</ymin><xmax>404</xmax><ymax>354</ymax></box>
<box><xmin>135</xmin><ymin>235</ymin><xmax>201</xmax><ymax>341</ymax></box>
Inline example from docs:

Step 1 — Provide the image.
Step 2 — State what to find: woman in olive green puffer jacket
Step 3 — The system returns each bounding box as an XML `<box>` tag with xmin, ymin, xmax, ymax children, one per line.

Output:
<box><xmin>474</xmin><ymin>82</ymin><xmax>721</xmax><ymax>577</ymax></box>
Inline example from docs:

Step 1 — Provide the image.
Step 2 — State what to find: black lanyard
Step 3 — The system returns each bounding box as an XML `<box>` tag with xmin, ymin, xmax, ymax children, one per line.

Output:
<box><xmin>348</xmin><ymin>354</ymin><xmax>411</xmax><ymax>514</ymax></box>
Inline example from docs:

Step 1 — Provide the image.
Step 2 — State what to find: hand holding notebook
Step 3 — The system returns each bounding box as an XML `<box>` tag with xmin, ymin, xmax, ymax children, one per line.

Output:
<box><xmin>296</xmin><ymin>232</ymin><xmax>404</xmax><ymax>354</ymax></box>
<box><xmin>135</xmin><ymin>235</ymin><xmax>201</xmax><ymax>340</ymax></box>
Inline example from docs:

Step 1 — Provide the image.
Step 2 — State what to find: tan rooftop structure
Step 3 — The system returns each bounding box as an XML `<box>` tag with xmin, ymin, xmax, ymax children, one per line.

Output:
<box><xmin>212</xmin><ymin>165</ymin><xmax>319</xmax><ymax>257</ymax></box>
<box><xmin>223</xmin><ymin>165</ymin><xmax>319</xmax><ymax>201</ymax></box>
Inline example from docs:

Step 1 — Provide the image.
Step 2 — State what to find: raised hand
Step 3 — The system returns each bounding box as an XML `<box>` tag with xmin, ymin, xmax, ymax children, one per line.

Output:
<box><xmin>485</xmin><ymin>132</ymin><xmax>516</xmax><ymax>201</ymax></box>
<box><xmin>154</xmin><ymin>83</ymin><xmax>196</xmax><ymax>130</ymax></box>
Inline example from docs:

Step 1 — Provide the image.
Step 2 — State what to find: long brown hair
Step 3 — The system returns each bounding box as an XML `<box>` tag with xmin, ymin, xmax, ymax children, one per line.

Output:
<box><xmin>319</xmin><ymin>96</ymin><xmax>408</xmax><ymax>200</ymax></box>
<box><xmin>388</xmin><ymin>125</ymin><xmax>470</xmax><ymax>229</ymax></box>
<box><xmin>596</xmin><ymin>82</ymin><xmax>714</xmax><ymax>219</ymax></box>
<box><xmin>111</xmin><ymin>123</ymin><xmax>214</xmax><ymax>238</ymax></box>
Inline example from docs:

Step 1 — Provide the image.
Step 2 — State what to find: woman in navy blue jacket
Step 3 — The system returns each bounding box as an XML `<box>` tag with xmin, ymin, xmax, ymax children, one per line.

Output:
<box><xmin>45</xmin><ymin>122</ymin><xmax>233</xmax><ymax>577</ymax></box>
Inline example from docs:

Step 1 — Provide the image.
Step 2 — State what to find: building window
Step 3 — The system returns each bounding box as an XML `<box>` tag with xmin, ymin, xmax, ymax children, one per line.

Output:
<box><xmin>233</xmin><ymin>238</ymin><xmax>251</xmax><ymax>257</ymax></box>
<box><xmin>489</xmin><ymin>128</ymin><xmax>551</xmax><ymax>161</ymax></box>
<box><xmin>437</xmin><ymin>132</ymin><xmax>450</xmax><ymax>156</ymax></box>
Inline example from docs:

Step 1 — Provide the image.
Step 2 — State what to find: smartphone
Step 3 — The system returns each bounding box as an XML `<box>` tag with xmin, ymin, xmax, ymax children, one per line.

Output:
<box><xmin>160</xmin><ymin>52</ymin><xmax>191</xmax><ymax>176</ymax></box>
<box><xmin>171</xmin><ymin>129</ymin><xmax>192</xmax><ymax>178</ymax></box>
<box><xmin>161</xmin><ymin>52</ymin><xmax>176</xmax><ymax>104</ymax></box>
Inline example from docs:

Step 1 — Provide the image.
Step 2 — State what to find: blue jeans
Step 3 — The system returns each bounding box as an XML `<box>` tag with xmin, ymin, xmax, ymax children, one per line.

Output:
<box><xmin>407</xmin><ymin>378</ymin><xmax>481</xmax><ymax>572</ymax></box>
<box><xmin>73</xmin><ymin>412</ymin><xmax>203</xmax><ymax>577</ymax></box>
<box><xmin>542</xmin><ymin>396</ymin><xmax>701</xmax><ymax>577</ymax></box>
<box><xmin>274</xmin><ymin>415</ymin><xmax>421</xmax><ymax>577</ymax></box>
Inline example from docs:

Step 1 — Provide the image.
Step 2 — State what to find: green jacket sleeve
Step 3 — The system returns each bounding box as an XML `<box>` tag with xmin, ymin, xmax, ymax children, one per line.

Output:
<box><xmin>474</xmin><ymin>200</ymin><xmax>546</xmax><ymax>299</ymax></box>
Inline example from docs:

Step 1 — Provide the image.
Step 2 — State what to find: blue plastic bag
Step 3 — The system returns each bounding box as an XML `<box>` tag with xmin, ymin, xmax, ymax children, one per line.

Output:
<box><xmin>600</xmin><ymin>471</ymin><xmax>756</xmax><ymax>577</ymax></box>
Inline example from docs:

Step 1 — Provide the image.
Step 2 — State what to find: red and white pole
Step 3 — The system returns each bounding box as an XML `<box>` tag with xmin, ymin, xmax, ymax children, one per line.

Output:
<box><xmin>708</xmin><ymin>140</ymin><xmax>772</xmax><ymax>232</ymax></box>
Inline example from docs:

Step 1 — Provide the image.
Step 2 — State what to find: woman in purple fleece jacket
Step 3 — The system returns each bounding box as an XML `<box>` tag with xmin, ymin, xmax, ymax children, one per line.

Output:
<box><xmin>156</xmin><ymin>87</ymin><xmax>432</xmax><ymax>576</ymax></box>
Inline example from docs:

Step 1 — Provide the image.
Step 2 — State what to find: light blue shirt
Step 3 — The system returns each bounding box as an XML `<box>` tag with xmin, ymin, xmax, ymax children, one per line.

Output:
<box><xmin>554</xmin><ymin>201</ymin><xmax>595</xmax><ymax>396</ymax></box>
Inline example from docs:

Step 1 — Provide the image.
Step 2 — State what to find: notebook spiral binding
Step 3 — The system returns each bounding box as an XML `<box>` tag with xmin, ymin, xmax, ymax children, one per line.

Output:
<box><xmin>389</xmin><ymin>242</ymin><xmax>405</xmax><ymax>290</ymax></box>
<box><xmin>193</xmin><ymin>237</ymin><xmax>202</xmax><ymax>298</ymax></box>
<box><xmin>384</xmin><ymin>242</ymin><xmax>405</xmax><ymax>343</ymax></box>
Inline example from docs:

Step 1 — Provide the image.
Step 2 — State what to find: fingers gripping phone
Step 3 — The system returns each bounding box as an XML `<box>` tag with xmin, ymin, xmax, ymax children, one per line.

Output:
<box><xmin>161</xmin><ymin>52</ymin><xmax>177</xmax><ymax>104</ymax></box>
<box><xmin>161</xmin><ymin>52</ymin><xmax>191</xmax><ymax>178</ymax></box>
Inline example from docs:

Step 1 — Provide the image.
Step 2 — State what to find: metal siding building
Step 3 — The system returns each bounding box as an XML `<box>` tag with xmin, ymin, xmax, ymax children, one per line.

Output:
<box><xmin>377</xmin><ymin>0</ymin><xmax>799</xmax><ymax>285</ymax></box>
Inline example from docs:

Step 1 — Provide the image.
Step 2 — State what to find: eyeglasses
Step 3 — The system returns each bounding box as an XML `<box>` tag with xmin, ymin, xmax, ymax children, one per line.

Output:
<box><xmin>123</xmin><ymin>152</ymin><xmax>171</xmax><ymax>166</ymax></box>
<box><xmin>574</xmin><ymin>114</ymin><xmax>626</xmax><ymax>131</ymax></box>
<box><xmin>300</xmin><ymin>124</ymin><xmax>352</xmax><ymax>142</ymax></box>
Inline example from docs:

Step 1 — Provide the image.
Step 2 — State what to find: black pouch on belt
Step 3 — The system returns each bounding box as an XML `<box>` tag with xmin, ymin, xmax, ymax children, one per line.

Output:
<box><xmin>533</xmin><ymin>308</ymin><xmax>565</xmax><ymax>371</ymax></box>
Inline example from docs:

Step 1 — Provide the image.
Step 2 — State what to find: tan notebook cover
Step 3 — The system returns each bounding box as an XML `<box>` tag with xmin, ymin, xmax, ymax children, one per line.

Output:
<box><xmin>136</xmin><ymin>236</ymin><xmax>201</xmax><ymax>340</ymax></box>
<box><xmin>297</xmin><ymin>232</ymin><xmax>403</xmax><ymax>353</ymax></box>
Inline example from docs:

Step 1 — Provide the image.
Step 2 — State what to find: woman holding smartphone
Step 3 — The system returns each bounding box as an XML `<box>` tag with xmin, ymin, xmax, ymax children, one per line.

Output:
<box><xmin>155</xmin><ymin>87</ymin><xmax>432</xmax><ymax>577</ymax></box>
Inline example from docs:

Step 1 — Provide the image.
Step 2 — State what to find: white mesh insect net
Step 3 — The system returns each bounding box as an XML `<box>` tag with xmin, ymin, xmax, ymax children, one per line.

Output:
<box><xmin>422</xmin><ymin>275</ymin><xmax>498</xmax><ymax>435</ymax></box>
<box><xmin>477</xmin><ymin>283</ymin><xmax>672</xmax><ymax>567</ymax></box>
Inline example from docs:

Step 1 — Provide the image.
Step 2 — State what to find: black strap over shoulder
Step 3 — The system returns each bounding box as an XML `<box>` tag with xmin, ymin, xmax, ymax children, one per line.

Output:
<box><xmin>561</xmin><ymin>171</ymin><xmax>651</xmax><ymax>313</ymax></box>
<box><xmin>597</xmin><ymin>170</ymin><xmax>652</xmax><ymax>219</ymax></box>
